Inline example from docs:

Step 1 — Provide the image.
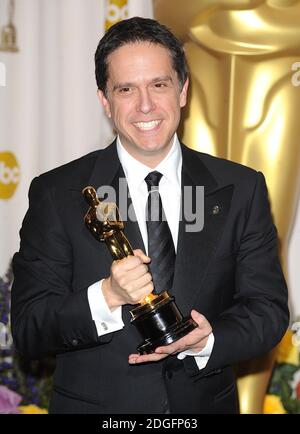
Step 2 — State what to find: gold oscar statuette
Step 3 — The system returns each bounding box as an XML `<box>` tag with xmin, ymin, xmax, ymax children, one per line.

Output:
<box><xmin>82</xmin><ymin>186</ymin><xmax>197</xmax><ymax>354</ymax></box>
<box><xmin>0</xmin><ymin>0</ymin><xmax>18</xmax><ymax>52</ymax></box>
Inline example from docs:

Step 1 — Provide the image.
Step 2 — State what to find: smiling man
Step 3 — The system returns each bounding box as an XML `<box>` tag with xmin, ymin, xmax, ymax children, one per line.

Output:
<box><xmin>11</xmin><ymin>17</ymin><xmax>289</xmax><ymax>414</ymax></box>
<box><xmin>98</xmin><ymin>41</ymin><xmax>188</xmax><ymax>167</ymax></box>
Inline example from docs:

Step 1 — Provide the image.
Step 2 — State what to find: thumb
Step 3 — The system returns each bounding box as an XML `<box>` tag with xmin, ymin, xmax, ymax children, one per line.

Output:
<box><xmin>133</xmin><ymin>249</ymin><xmax>151</xmax><ymax>263</ymax></box>
<box><xmin>190</xmin><ymin>309</ymin><xmax>205</xmax><ymax>326</ymax></box>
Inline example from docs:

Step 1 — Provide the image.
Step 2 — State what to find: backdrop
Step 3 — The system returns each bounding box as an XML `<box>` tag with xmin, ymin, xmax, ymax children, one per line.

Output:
<box><xmin>0</xmin><ymin>0</ymin><xmax>299</xmax><ymax>415</ymax></box>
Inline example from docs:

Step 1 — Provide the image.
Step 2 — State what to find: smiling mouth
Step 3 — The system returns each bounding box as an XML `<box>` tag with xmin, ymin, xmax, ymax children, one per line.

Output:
<box><xmin>133</xmin><ymin>120</ymin><xmax>162</xmax><ymax>131</ymax></box>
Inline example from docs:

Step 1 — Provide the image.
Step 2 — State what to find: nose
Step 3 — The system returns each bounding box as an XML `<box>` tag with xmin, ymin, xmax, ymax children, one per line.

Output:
<box><xmin>137</xmin><ymin>88</ymin><xmax>155</xmax><ymax>114</ymax></box>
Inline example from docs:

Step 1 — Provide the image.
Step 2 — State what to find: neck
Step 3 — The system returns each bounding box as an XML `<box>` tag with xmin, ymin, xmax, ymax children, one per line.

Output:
<box><xmin>118</xmin><ymin>139</ymin><xmax>175</xmax><ymax>169</ymax></box>
<box><xmin>134</xmin><ymin>152</ymin><xmax>167</xmax><ymax>169</ymax></box>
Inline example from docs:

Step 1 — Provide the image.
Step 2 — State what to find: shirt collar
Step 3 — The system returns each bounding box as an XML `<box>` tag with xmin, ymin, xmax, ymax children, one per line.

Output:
<box><xmin>116</xmin><ymin>134</ymin><xmax>182</xmax><ymax>191</ymax></box>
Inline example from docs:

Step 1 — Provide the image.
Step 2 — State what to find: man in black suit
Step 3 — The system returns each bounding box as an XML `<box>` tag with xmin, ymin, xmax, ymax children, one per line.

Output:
<box><xmin>11</xmin><ymin>17</ymin><xmax>289</xmax><ymax>414</ymax></box>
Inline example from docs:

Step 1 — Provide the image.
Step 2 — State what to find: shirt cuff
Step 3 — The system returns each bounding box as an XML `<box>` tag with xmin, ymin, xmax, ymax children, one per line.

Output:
<box><xmin>177</xmin><ymin>333</ymin><xmax>215</xmax><ymax>370</ymax></box>
<box><xmin>87</xmin><ymin>279</ymin><xmax>124</xmax><ymax>336</ymax></box>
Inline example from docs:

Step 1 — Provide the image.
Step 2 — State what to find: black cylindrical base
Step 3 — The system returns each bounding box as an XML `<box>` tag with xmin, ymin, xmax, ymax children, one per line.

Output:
<box><xmin>130</xmin><ymin>291</ymin><xmax>198</xmax><ymax>355</ymax></box>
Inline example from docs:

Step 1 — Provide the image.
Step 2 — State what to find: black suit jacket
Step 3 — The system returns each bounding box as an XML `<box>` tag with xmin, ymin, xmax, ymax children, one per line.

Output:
<box><xmin>11</xmin><ymin>141</ymin><xmax>289</xmax><ymax>414</ymax></box>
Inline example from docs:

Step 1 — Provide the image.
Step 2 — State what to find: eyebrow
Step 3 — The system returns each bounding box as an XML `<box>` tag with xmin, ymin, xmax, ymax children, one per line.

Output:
<box><xmin>112</xmin><ymin>76</ymin><xmax>173</xmax><ymax>92</ymax></box>
<box><xmin>152</xmin><ymin>76</ymin><xmax>173</xmax><ymax>84</ymax></box>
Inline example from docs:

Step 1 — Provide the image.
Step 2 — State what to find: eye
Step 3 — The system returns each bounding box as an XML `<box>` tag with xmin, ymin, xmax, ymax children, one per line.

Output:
<box><xmin>118</xmin><ymin>87</ymin><xmax>131</xmax><ymax>93</ymax></box>
<box><xmin>154</xmin><ymin>82</ymin><xmax>167</xmax><ymax>89</ymax></box>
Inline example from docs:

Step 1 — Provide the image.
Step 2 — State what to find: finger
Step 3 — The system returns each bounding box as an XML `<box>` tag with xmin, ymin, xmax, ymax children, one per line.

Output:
<box><xmin>155</xmin><ymin>341</ymin><xmax>185</xmax><ymax>356</ymax></box>
<box><xmin>131</xmin><ymin>272</ymin><xmax>152</xmax><ymax>291</ymax></box>
<box><xmin>133</xmin><ymin>249</ymin><xmax>151</xmax><ymax>263</ymax></box>
<box><xmin>190</xmin><ymin>309</ymin><xmax>207</xmax><ymax>327</ymax></box>
<box><xmin>128</xmin><ymin>352</ymin><xmax>168</xmax><ymax>364</ymax></box>
<box><xmin>191</xmin><ymin>310</ymin><xmax>212</xmax><ymax>335</ymax></box>
<box><xmin>131</xmin><ymin>281</ymin><xmax>154</xmax><ymax>304</ymax></box>
<box><xmin>113</xmin><ymin>255</ymin><xmax>143</xmax><ymax>272</ymax></box>
<box><xmin>128</xmin><ymin>263</ymin><xmax>150</xmax><ymax>281</ymax></box>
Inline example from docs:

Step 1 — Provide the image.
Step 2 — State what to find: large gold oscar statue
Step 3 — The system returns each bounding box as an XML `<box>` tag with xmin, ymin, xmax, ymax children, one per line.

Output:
<box><xmin>154</xmin><ymin>0</ymin><xmax>300</xmax><ymax>413</ymax></box>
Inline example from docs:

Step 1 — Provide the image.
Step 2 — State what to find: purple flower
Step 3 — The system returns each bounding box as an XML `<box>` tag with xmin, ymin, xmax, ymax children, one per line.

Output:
<box><xmin>0</xmin><ymin>386</ymin><xmax>22</xmax><ymax>414</ymax></box>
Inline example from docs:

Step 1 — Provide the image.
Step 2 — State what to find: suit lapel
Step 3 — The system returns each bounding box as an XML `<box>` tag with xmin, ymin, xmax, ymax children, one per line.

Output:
<box><xmin>110</xmin><ymin>165</ymin><xmax>146</xmax><ymax>254</ymax></box>
<box><xmin>172</xmin><ymin>144</ymin><xmax>234</xmax><ymax>314</ymax></box>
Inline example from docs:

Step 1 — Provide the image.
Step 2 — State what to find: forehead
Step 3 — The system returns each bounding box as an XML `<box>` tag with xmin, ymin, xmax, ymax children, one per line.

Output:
<box><xmin>106</xmin><ymin>42</ymin><xmax>175</xmax><ymax>82</ymax></box>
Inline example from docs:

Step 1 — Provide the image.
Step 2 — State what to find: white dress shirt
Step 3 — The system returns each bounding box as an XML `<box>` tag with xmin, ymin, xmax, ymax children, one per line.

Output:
<box><xmin>87</xmin><ymin>135</ymin><xmax>214</xmax><ymax>369</ymax></box>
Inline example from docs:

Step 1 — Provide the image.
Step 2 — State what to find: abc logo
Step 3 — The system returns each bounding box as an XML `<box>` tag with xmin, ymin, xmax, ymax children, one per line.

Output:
<box><xmin>0</xmin><ymin>151</ymin><xmax>20</xmax><ymax>199</ymax></box>
<box><xmin>106</xmin><ymin>0</ymin><xmax>128</xmax><ymax>25</ymax></box>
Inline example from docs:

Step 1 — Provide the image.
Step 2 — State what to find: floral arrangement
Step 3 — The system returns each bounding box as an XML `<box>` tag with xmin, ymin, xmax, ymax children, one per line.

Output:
<box><xmin>0</xmin><ymin>265</ymin><xmax>53</xmax><ymax>414</ymax></box>
<box><xmin>0</xmin><ymin>385</ymin><xmax>47</xmax><ymax>414</ymax></box>
<box><xmin>263</xmin><ymin>326</ymin><xmax>300</xmax><ymax>414</ymax></box>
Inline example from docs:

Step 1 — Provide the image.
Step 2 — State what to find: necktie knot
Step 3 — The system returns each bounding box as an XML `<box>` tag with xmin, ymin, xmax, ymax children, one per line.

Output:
<box><xmin>145</xmin><ymin>171</ymin><xmax>163</xmax><ymax>192</ymax></box>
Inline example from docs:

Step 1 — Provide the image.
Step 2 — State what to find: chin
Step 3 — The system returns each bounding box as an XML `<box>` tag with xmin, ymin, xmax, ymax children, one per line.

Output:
<box><xmin>140</xmin><ymin>144</ymin><xmax>167</xmax><ymax>154</ymax></box>
<box><xmin>138</xmin><ymin>137</ymin><xmax>170</xmax><ymax>151</ymax></box>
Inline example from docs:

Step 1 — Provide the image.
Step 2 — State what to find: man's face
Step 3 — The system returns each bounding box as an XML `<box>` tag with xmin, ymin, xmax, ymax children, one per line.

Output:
<box><xmin>98</xmin><ymin>42</ymin><xmax>188</xmax><ymax>167</ymax></box>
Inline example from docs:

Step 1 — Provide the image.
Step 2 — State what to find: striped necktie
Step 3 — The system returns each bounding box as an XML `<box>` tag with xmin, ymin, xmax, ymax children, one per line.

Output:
<box><xmin>145</xmin><ymin>171</ymin><xmax>176</xmax><ymax>294</ymax></box>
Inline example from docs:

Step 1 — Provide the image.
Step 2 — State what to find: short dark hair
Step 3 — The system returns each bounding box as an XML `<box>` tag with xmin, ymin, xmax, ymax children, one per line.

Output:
<box><xmin>95</xmin><ymin>17</ymin><xmax>189</xmax><ymax>94</ymax></box>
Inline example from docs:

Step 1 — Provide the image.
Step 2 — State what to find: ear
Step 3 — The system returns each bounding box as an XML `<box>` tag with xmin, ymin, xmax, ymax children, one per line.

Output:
<box><xmin>179</xmin><ymin>78</ymin><xmax>189</xmax><ymax>108</ymax></box>
<box><xmin>97</xmin><ymin>90</ymin><xmax>112</xmax><ymax>118</ymax></box>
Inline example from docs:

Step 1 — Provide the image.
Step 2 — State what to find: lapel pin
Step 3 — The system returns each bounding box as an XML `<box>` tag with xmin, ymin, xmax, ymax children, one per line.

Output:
<box><xmin>212</xmin><ymin>205</ymin><xmax>221</xmax><ymax>215</ymax></box>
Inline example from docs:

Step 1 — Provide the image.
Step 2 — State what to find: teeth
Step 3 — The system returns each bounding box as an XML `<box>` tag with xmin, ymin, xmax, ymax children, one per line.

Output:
<box><xmin>134</xmin><ymin>120</ymin><xmax>161</xmax><ymax>130</ymax></box>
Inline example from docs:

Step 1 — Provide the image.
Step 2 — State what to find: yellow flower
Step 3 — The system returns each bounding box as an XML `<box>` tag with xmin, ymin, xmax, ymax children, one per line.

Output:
<box><xmin>276</xmin><ymin>330</ymin><xmax>299</xmax><ymax>366</ymax></box>
<box><xmin>263</xmin><ymin>395</ymin><xmax>286</xmax><ymax>414</ymax></box>
<box><xmin>18</xmin><ymin>405</ymin><xmax>48</xmax><ymax>414</ymax></box>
